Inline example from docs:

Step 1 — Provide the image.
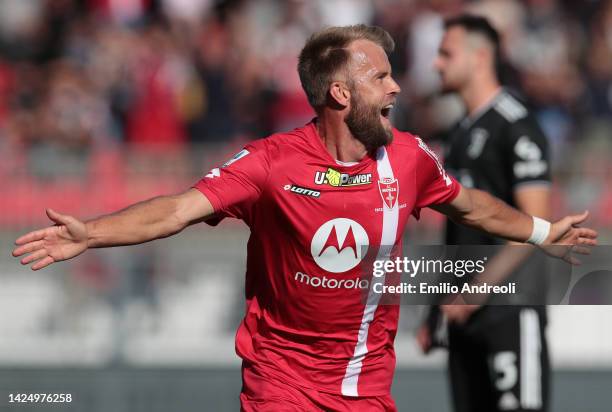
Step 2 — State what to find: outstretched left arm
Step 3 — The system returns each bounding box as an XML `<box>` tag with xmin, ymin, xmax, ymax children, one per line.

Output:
<box><xmin>431</xmin><ymin>186</ymin><xmax>598</xmax><ymax>251</ymax></box>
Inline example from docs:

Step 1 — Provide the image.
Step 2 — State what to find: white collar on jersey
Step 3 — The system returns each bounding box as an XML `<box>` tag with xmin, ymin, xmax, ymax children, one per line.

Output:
<box><xmin>335</xmin><ymin>159</ymin><xmax>359</xmax><ymax>167</ymax></box>
<box><xmin>460</xmin><ymin>87</ymin><xmax>504</xmax><ymax>130</ymax></box>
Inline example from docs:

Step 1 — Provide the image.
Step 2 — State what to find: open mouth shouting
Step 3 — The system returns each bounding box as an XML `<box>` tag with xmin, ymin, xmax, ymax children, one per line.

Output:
<box><xmin>380</xmin><ymin>103</ymin><xmax>394</xmax><ymax>126</ymax></box>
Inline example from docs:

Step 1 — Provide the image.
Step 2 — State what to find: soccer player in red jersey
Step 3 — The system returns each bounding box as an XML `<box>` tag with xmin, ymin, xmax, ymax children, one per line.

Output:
<box><xmin>13</xmin><ymin>25</ymin><xmax>597</xmax><ymax>411</ymax></box>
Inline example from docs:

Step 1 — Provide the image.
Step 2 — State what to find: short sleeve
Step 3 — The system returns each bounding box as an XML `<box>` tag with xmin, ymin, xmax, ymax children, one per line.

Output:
<box><xmin>506</xmin><ymin>119</ymin><xmax>551</xmax><ymax>188</ymax></box>
<box><xmin>193</xmin><ymin>141</ymin><xmax>270</xmax><ymax>223</ymax></box>
<box><xmin>413</xmin><ymin>138</ymin><xmax>461</xmax><ymax>219</ymax></box>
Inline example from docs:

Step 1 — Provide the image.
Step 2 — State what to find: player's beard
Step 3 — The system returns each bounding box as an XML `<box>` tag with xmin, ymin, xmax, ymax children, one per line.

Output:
<box><xmin>345</xmin><ymin>93</ymin><xmax>393</xmax><ymax>154</ymax></box>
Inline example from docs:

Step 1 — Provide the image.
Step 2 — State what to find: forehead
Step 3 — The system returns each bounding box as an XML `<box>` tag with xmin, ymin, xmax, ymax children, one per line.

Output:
<box><xmin>441</xmin><ymin>26</ymin><xmax>467</xmax><ymax>49</ymax></box>
<box><xmin>346</xmin><ymin>39</ymin><xmax>390</xmax><ymax>75</ymax></box>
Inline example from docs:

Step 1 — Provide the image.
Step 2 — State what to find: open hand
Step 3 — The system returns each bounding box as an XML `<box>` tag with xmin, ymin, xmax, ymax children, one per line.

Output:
<box><xmin>12</xmin><ymin>209</ymin><xmax>88</xmax><ymax>270</ymax></box>
<box><xmin>543</xmin><ymin>211</ymin><xmax>598</xmax><ymax>264</ymax></box>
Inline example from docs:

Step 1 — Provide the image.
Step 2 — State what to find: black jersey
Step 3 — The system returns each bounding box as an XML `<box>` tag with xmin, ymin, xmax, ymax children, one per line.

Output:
<box><xmin>432</xmin><ymin>90</ymin><xmax>551</xmax><ymax>412</ymax></box>
<box><xmin>443</xmin><ymin>89</ymin><xmax>551</xmax><ymax>309</ymax></box>
<box><xmin>444</xmin><ymin>89</ymin><xmax>551</xmax><ymax>245</ymax></box>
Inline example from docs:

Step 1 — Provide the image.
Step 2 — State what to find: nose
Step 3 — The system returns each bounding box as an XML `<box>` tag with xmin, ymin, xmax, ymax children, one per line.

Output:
<box><xmin>388</xmin><ymin>77</ymin><xmax>401</xmax><ymax>95</ymax></box>
<box><xmin>434</xmin><ymin>56</ymin><xmax>444</xmax><ymax>72</ymax></box>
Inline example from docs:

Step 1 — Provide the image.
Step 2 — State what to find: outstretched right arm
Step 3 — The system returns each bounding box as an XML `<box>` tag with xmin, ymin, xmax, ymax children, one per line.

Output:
<box><xmin>12</xmin><ymin>188</ymin><xmax>213</xmax><ymax>270</ymax></box>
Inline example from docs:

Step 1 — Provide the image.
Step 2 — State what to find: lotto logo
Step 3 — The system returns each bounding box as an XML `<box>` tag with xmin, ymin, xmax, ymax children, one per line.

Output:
<box><xmin>284</xmin><ymin>184</ymin><xmax>321</xmax><ymax>198</ymax></box>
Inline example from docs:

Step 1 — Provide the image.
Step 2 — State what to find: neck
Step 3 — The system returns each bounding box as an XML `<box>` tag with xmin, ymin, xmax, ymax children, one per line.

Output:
<box><xmin>460</xmin><ymin>75</ymin><xmax>501</xmax><ymax>117</ymax></box>
<box><xmin>316</xmin><ymin>111</ymin><xmax>368</xmax><ymax>163</ymax></box>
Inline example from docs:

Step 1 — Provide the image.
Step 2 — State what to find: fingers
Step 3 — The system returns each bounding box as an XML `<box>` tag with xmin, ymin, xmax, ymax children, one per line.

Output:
<box><xmin>31</xmin><ymin>256</ymin><xmax>55</xmax><ymax>271</ymax></box>
<box><xmin>578</xmin><ymin>237</ymin><xmax>597</xmax><ymax>246</ymax></box>
<box><xmin>577</xmin><ymin>228</ymin><xmax>598</xmax><ymax>240</ymax></box>
<box><xmin>15</xmin><ymin>228</ymin><xmax>51</xmax><ymax>246</ymax></box>
<box><xmin>571</xmin><ymin>245</ymin><xmax>591</xmax><ymax>255</ymax></box>
<box><xmin>17</xmin><ymin>247</ymin><xmax>56</xmax><ymax>270</ymax></box>
<box><xmin>21</xmin><ymin>249</ymin><xmax>48</xmax><ymax>265</ymax></box>
<box><xmin>568</xmin><ymin>210</ymin><xmax>589</xmax><ymax>227</ymax></box>
<box><xmin>13</xmin><ymin>240</ymin><xmax>45</xmax><ymax>257</ymax></box>
<box><xmin>46</xmin><ymin>208</ymin><xmax>72</xmax><ymax>226</ymax></box>
<box><xmin>15</xmin><ymin>209</ymin><xmax>73</xmax><ymax>246</ymax></box>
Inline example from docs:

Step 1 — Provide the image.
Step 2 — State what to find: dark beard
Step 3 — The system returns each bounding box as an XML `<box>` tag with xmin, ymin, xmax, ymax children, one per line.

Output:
<box><xmin>345</xmin><ymin>94</ymin><xmax>393</xmax><ymax>154</ymax></box>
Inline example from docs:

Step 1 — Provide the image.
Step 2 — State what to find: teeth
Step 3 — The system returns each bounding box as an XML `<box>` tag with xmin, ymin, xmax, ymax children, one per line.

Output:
<box><xmin>384</xmin><ymin>104</ymin><xmax>394</xmax><ymax>109</ymax></box>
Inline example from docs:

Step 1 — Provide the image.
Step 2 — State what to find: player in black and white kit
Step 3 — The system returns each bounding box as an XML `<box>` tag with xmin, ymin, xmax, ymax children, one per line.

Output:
<box><xmin>417</xmin><ymin>15</ymin><xmax>551</xmax><ymax>412</ymax></box>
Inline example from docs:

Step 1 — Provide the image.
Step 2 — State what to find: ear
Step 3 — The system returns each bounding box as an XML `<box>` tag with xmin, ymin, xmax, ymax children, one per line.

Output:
<box><xmin>476</xmin><ymin>46</ymin><xmax>494</xmax><ymax>70</ymax></box>
<box><xmin>329</xmin><ymin>81</ymin><xmax>351</xmax><ymax>108</ymax></box>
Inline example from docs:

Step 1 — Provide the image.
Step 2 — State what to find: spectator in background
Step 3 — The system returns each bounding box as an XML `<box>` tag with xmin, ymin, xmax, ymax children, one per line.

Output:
<box><xmin>584</xmin><ymin>0</ymin><xmax>612</xmax><ymax>121</ymax></box>
<box><xmin>506</xmin><ymin>0</ymin><xmax>583</xmax><ymax>159</ymax></box>
<box><xmin>27</xmin><ymin>60</ymin><xmax>104</xmax><ymax>179</ymax></box>
<box><xmin>0</xmin><ymin>59</ymin><xmax>14</xmax><ymax>128</ymax></box>
<box><xmin>188</xmin><ymin>13</ymin><xmax>240</xmax><ymax>143</ymax></box>
<box><xmin>256</xmin><ymin>0</ymin><xmax>316</xmax><ymax>132</ymax></box>
<box><xmin>88</xmin><ymin>0</ymin><xmax>151</xmax><ymax>27</ymax></box>
<box><xmin>124</xmin><ymin>24</ymin><xmax>193</xmax><ymax>150</ymax></box>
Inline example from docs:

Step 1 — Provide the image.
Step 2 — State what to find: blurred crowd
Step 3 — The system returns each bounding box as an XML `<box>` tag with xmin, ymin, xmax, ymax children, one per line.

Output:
<box><xmin>0</xmin><ymin>0</ymin><xmax>611</xmax><ymax>225</ymax></box>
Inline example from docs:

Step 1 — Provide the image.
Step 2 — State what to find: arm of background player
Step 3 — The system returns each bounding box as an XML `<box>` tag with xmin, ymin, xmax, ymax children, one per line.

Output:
<box><xmin>431</xmin><ymin>186</ymin><xmax>598</xmax><ymax>254</ymax></box>
<box><xmin>13</xmin><ymin>188</ymin><xmax>214</xmax><ymax>271</ymax></box>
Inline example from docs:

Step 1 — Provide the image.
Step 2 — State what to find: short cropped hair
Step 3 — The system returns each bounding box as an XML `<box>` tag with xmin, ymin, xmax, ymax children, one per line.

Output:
<box><xmin>298</xmin><ymin>25</ymin><xmax>394</xmax><ymax>110</ymax></box>
<box><xmin>444</xmin><ymin>14</ymin><xmax>501</xmax><ymax>65</ymax></box>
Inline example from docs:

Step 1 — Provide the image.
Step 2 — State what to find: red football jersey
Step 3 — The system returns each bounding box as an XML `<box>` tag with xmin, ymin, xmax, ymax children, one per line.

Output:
<box><xmin>194</xmin><ymin>120</ymin><xmax>460</xmax><ymax>397</ymax></box>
